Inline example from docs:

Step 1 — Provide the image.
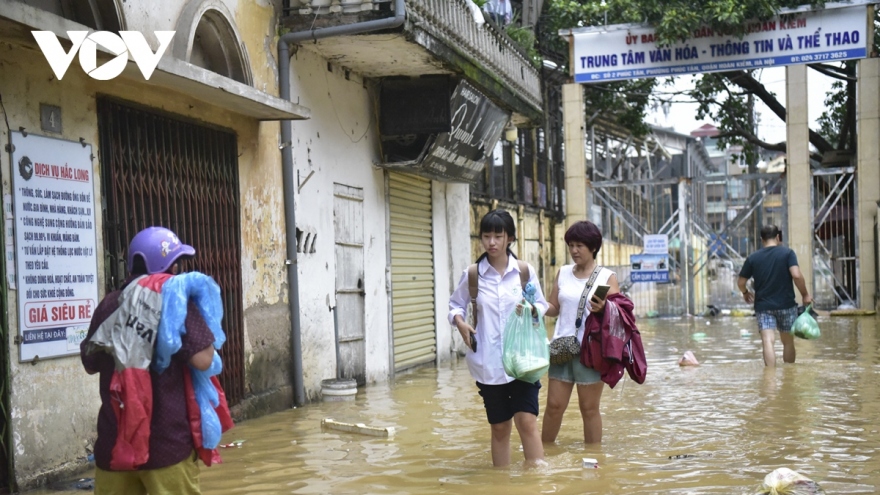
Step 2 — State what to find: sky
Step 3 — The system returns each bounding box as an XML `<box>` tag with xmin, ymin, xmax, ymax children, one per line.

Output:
<box><xmin>647</xmin><ymin>66</ymin><xmax>837</xmax><ymax>144</ymax></box>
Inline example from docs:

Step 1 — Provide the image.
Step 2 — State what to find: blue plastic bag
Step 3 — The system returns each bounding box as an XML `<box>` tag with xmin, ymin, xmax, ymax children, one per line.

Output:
<box><xmin>155</xmin><ymin>272</ymin><xmax>226</xmax><ymax>373</ymax></box>
<box><xmin>153</xmin><ymin>271</ymin><xmax>228</xmax><ymax>449</ymax></box>
<box><xmin>192</xmin><ymin>352</ymin><xmax>224</xmax><ymax>449</ymax></box>
<box><xmin>523</xmin><ymin>282</ymin><xmax>537</xmax><ymax>305</ymax></box>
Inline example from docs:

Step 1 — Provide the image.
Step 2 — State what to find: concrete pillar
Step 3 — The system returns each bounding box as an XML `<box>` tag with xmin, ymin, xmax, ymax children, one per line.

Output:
<box><xmin>785</xmin><ymin>64</ymin><xmax>813</xmax><ymax>296</ymax></box>
<box><xmin>563</xmin><ymin>83</ymin><xmax>587</xmax><ymax>230</ymax></box>
<box><xmin>857</xmin><ymin>57</ymin><xmax>880</xmax><ymax>310</ymax></box>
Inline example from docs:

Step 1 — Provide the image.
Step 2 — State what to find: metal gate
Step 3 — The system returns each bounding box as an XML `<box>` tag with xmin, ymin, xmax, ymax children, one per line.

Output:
<box><xmin>333</xmin><ymin>184</ymin><xmax>366</xmax><ymax>385</ymax></box>
<box><xmin>591</xmin><ymin>170</ymin><xmax>788</xmax><ymax>315</ymax></box>
<box><xmin>691</xmin><ymin>172</ymin><xmax>788</xmax><ymax>311</ymax></box>
<box><xmin>97</xmin><ymin>99</ymin><xmax>245</xmax><ymax>405</ymax></box>
<box><xmin>812</xmin><ymin>167</ymin><xmax>858</xmax><ymax>309</ymax></box>
<box><xmin>388</xmin><ymin>172</ymin><xmax>436</xmax><ymax>371</ymax></box>
<box><xmin>591</xmin><ymin>177</ymin><xmax>686</xmax><ymax>316</ymax></box>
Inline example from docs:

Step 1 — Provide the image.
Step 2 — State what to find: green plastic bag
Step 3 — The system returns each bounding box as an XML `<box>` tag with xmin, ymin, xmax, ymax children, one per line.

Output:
<box><xmin>791</xmin><ymin>304</ymin><xmax>820</xmax><ymax>340</ymax></box>
<box><xmin>502</xmin><ymin>304</ymin><xmax>549</xmax><ymax>383</ymax></box>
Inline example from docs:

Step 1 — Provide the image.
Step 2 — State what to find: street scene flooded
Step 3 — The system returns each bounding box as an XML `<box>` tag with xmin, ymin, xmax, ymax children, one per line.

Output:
<box><xmin>5</xmin><ymin>0</ymin><xmax>880</xmax><ymax>490</ymax></box>
<box><xmin>35</xmin><ymin>314</ymin><xmax>880</xmax><ymax>494</ymax></box>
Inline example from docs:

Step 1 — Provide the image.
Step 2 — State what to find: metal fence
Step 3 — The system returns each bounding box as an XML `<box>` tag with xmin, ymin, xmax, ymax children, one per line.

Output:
<box><xmin>593</xmin><ymin>170</ymin><xmax>794</xmax><ymax>316</ymax></box>
<box><xmin>812</xmin><ymin>167</ymin><xmax>858</xmax><ymax>310</ymax></box>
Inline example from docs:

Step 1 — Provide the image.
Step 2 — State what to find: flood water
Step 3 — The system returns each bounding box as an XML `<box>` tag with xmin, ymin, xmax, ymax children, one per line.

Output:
<box><xmin>35</xmin><ymin>315</ymin><xmax>880</xmax><ymax>494</ymax></box>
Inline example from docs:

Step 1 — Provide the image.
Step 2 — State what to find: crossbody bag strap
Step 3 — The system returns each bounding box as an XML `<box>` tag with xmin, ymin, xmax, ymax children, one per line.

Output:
<box><xmin>575</xmin><ymin>266</ymin><xmax>604</xmax><ymax>330</ymax></box>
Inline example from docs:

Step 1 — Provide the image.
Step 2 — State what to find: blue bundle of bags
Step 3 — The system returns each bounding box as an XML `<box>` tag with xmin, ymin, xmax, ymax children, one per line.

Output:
<box><xmin>154</xmin><ymin>272</ymin><xmax>227</xmax><ymax>449</ymax></box>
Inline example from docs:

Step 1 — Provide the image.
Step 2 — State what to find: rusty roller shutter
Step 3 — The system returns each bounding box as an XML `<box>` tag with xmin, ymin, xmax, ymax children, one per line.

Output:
<box><xmin>97</xmin><ymin>98</ymin><xmax>244</xmax><ymax>405</ymax></box>
<box><xmin>389</xmin><ymin>172</ymin><xmax>436</xmax><ymax>371</ymax></box>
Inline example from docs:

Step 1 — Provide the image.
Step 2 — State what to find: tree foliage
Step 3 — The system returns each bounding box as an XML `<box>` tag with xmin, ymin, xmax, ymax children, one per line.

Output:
<box><xmin>541</xmin><ymin>0</ymin><xmax>878</xmax><ymax>165</ymax></box>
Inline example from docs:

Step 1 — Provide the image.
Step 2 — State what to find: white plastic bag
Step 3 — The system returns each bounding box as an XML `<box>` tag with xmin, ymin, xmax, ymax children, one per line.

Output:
<box><xmin>756</xmin><ymin>468</ymin><xmax>825</xmax><ymax>495</ymax></box>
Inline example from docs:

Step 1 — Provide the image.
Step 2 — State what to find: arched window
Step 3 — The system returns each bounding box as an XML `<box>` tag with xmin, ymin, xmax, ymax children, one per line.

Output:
<box><xmin>37</xmin><ymin>0</ymin><xmax>124</xmax><ymax>31</ymax></box>
<box><xmin>189</xmin><ymin>9</ymin><xmax>251</xmax><ymax>85</ymax></box>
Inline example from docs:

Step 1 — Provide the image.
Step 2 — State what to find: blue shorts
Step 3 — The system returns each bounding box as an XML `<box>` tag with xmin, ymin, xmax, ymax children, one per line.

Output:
<box><xmin>757</xmin><ymin>307</ymin><xmax>798</xmax><ymax>332</ymax></box>
<box><xmin>548</xmin><ymin>359</ymin><xmax>601</xmax><ymax>385</ymax></box>
<box><xmin>476</xmin><ymin>379</ymin><xmax>541</xmax><ymax>424</ymax></box>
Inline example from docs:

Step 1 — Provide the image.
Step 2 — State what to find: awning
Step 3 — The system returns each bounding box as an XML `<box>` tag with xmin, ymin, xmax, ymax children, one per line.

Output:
<box><xmin>145</xmin><ymin>57</ymin><xmax>310</xmax><ymax>121</ymax></box>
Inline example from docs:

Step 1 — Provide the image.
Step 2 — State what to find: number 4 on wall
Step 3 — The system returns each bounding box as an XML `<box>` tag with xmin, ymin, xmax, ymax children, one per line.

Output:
<box><xmin>40</xmin><ymin>103</ymin><xmax>62</xmax><ymax>134</ymax></box>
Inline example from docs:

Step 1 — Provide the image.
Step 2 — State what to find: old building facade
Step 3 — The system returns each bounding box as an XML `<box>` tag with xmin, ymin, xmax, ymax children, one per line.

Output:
<box><xmin>0</xmin><ymin>0</ymin><xmax>550</xmax><ymax>489</ymax></box>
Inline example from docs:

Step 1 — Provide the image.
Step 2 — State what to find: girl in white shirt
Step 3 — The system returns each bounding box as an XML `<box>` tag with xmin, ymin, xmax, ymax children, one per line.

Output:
<box><xmin>542</xmin><ymin>221</ymin><xmax>619</xmax><ymax>444</ymax></box>
<box><xmin>448</xmin><ymin>210</ymin><xmax>548</xmax><ymax>467</ymax></box>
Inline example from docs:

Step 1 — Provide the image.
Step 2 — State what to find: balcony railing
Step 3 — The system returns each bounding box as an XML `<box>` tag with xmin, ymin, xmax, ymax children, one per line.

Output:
<box><xmin>405</xmin><ymin>0</ymin><xmax>542</xmax><ymax>111</ymax></box>
<box><xmin>283</xmin><ymin>0</ymin><xmax>543</xmax><ymax>118</ymax></box>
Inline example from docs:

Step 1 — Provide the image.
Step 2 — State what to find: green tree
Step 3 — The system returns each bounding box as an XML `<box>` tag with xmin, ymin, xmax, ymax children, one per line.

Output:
<box><xmin>541</xmin><ymin>0</ymin><xmax>879</xmax><ymax>165</ymax></box>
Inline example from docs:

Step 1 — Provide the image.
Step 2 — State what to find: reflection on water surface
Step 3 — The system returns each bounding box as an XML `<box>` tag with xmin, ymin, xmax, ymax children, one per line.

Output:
<box><xmin>32</xmin><ymin>316</ymin><xmax>880</xmax><ymax>494</ymax></box>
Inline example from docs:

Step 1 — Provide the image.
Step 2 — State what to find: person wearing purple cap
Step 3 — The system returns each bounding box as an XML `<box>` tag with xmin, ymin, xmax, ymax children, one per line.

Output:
<box><xmin>81</xmin><ymin>227</ymin><xmax>215</xmax><ymax>494</ymax></box>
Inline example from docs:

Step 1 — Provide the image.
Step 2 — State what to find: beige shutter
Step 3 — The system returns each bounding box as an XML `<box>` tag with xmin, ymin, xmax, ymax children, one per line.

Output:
<box><xmin>389</xmin><ymin>172</ymin><xmax>436</xmax><ymax>370</ymax></box>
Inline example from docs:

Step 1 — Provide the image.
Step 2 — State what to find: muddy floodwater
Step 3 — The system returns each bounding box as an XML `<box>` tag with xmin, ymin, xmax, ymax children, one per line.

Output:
<box><xmin>34</xmin><ymin>315</ymin><xmax>880</xmax><ymax>494</ymax></box>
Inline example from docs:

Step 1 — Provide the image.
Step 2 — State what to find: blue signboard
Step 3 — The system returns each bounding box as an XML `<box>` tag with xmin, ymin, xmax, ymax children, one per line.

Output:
<box><xmin>565</xmin><ymin>3</ymin><xmax>870</xmax><ymax>83</ymax></box>
<box><xmin>630</xmin><ymin>254</ymin><xmax>670</xmax><ymax>283</ymax></box>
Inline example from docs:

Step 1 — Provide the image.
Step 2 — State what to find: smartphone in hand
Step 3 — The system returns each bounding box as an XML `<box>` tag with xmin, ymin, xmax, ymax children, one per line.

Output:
<box><xmin>469</xmin><ymin>332</ymin><xmax>477</xmax><ymax>352</ymax></box>
<box><xmin>592</xmin><ymin>284</ymin><xmax>611</xmax><ymax>301</ymax></box>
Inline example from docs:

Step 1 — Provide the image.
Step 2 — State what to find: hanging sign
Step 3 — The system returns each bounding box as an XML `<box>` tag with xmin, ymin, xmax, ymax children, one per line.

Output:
<box><xmin>643</xmin><ymin>234</ymin><xmax>668</xmax><ymax>254</ymax></box>
<box><xmin>565</xmin><ymin>2</ymin><xmax>870</xmax><ymax>83</ymax></box>
<box><xmin>630</xmin><ymin>254</ymin><xmax>670</xmax><ymax>283</ymax></box>
<box><xmin>10</xmin><ymin>132</ymin><xmax>99</xmax><ymax>361</ymax></box>
<box><xmin>418</xmin><ymin>80</ymin><xmax>509</xmax><ymax>184</ymax></box>
<box><xmin>379</xmin><ymin>80</ymin><xmax>510</xmax><ymax>184</ymax></box>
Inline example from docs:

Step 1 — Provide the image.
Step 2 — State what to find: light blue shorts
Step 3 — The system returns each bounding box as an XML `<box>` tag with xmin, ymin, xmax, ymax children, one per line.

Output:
<box><xmin>548</xmin><ymin>359</ymin><xmax>601</xmax><ymax>385</ymax></box>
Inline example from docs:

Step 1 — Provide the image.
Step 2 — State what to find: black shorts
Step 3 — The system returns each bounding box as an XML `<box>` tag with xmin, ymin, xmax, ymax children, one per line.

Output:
<box><xmin>476</xmin><ymin>379</ymin><xmax>541</xmax><ymax>424</ymax></box>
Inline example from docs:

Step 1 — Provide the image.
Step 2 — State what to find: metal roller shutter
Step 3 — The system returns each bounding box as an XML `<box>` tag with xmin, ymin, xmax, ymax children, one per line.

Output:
<box><xmin>389</xmin><ymin>172</ymin><xmax>436</xmax><ymax>370</ymax></box>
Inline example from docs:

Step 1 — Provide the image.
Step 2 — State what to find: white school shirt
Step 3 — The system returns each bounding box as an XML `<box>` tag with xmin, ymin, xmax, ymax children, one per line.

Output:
<box><xmin>448</xmin><ymin>255</ymin><xmax>549</xmax><ymax>385</ymax></box>
<box><xmin>552</xmin><ymin>265</ymin><xmax>614</xmax><ymax>343</ymax></box>
<box><xmin>484</xmin><ymin>0</ymin><xmax>512</xmax><ymax>24</ymax></box>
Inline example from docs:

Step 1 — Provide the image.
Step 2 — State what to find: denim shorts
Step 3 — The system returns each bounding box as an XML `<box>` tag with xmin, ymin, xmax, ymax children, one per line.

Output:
<box><xmin>476</xmin><ymin>379</ymin><xmax>541</xmax><ymax>424</ymax></box>
<box><xmin>757</xmin><ymin>307</ymin><xmax>798</xmax><ymax>332</ymax></box>
<box><xmin>548</xmin><ymin>359</ymin><xmax>601</xmax><ymax>385</ymax></box>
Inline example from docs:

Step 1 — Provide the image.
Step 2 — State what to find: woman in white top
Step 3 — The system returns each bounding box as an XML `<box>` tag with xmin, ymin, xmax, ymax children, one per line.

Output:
<box><xmin>542</xmin><ymin>221</ymin><xmax>619</xmax><ymax>444</ymax></box>
<box><xmin>448</xmin><ymin>210</ymin><xmax>548</xmax><ymax>467</ymax></box>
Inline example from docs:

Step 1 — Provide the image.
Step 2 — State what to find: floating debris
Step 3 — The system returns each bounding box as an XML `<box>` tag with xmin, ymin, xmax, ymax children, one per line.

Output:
<box><xmin>322</xmin><ymin>418</ymin><xmax>395</xmax><ymax>438</ymax></box>
<box><xmin>51</xmin><ymin>478</ymin><xmax>93</xmax><ymax>491</ymax></box>
<box><xmin>755</xmin><ymin>467</ymin><xmax>825</xmax><ymax>494</ymax></box>
<box><xmin>830</xmin><ymin>309</ymin><xmax>875</xmax><ymax>316</ymax></box>
<box><xmin>730</xmin><ymin>308</ymin><xmax>756</xmax><ymax>317</ymax></box>
<box><xmin>219</xmin><ymin>439</ymin><xmax>246</xmax><ymax>448</ymax></box>
<box><xmin>678</xmin><ymin>350</ymin><xmax>699</xmax><ymax>366</ymax></box>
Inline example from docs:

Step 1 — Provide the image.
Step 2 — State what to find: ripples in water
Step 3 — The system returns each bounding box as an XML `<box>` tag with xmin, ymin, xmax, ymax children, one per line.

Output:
<box><xmin>26</xmin><ymin>315</ymin><xmax>880</xmax><ymax>494</ymax></box>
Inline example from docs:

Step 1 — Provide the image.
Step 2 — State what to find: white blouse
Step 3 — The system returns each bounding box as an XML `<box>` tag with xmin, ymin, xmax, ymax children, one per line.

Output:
<box><xmin>551</xmin><ymin>265</ymin><xmax>614</xmax><ymax>343</ymax></box>
<box><xmin>448</xmin><ymin>255</ymin><xmax>548</xmax><ymax>385</ymax></box>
